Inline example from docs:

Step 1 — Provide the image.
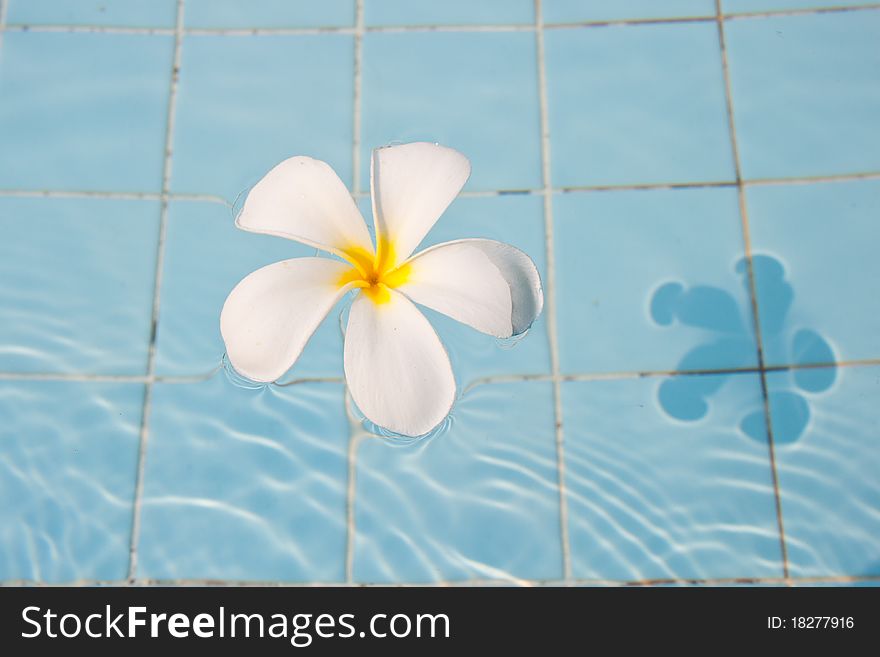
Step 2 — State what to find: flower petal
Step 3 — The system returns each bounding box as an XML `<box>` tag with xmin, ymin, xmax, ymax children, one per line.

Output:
<box><xmin>344</xmin><ymin>290</ymin><xmax>455</xmax><ymax>436</ymax></box>
<box><xmin>396</xmin><ymin>242</ymin><xmax>513</xmax><ymax>338</ymax></box>
<box><xmin>404</xmin><ymin>239</ymin><xmax>543</xmax><ymax>336</ymax></box>
<box><xmin>236</xmin><ymin>156</ymin><xmax>374</xmax><ymax>260</ymax></box>
<box><xmin>371</xmin><ymin>142</ymin><xmax>471</xmax><ymax>263</ymax></box>
<box><xmin>221</xmin><ymin>257</ymin><xmax>354</xmax><ymax>382</ymax></box>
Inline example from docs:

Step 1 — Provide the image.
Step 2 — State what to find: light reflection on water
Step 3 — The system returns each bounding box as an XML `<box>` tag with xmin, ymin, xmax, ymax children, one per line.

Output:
<box><xmin>4</xmin><ymin>204</ymin><xmax>877</xmax><ymax>585</ymax></box>
<box><xmin>0</xmin><ymin>380</ymin><xmax>143</xmax><ymax>583</ymax></box>
<box><xmin>221</xmin><ymin>353</ymin><xmax>270</xmax><ymax>391</ymax></box>
<box><xmin>154</xmin><ymin>239</ymin><xmax>876</xmax><ymax>585</ymax></box>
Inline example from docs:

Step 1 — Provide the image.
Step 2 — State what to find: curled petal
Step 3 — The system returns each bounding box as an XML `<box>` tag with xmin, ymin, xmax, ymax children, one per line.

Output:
<box><xmin>344</xmin><ymin>291</ymin><xmax>455</xmax><ymax>436</ymax></box>
<box><xmin>397</xmin><ymin>242</ymin><xmax>513</xmax><ymax>338</ymax></box>
<box><xmin>406</xmin><ymin>239</ymin><xmax>543</xmax><ymax>335</ymax></box>
<box><xmin>221</xmin><ymin>258</ymin><xmax>354</xmax><ymax>382</ymax></box>
<box><xmin>236</xmin><ymin>156</ymin><xmax>374</xmax><ymax>261</ymax></box>
<box><xmin>371</xmin><ymin>142</ymin><xmax>471</xmax><ymax>263</ymax></box>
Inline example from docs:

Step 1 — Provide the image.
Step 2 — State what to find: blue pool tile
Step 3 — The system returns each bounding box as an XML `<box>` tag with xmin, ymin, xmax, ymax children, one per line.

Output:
<box><xmin>6</xmin><ymin>0</ymin><xmax>177</xmax><ymax>27</ymax></box>
<box><xmin>771</xmin><ymin>367</ymin><xmax>880</xmax><ymax>577</ymax></box>
<box><xmin>554</xmin><ymin>188</ymin><xmax>757</xmax><ymax>374</ymax></box>
<box><xmin>185</xmin><ymin>0</ymin><xmax>354</xmax><ymax>28</ymax></box>
<box><xmin>0</xmin><ymin>32</ymin><xmax>173</xmax><ymax>192</ymax></box>
<box><xmin>353</xmin><ymin>382</ymin><xmax>561</xmax><ymax>583</ymax></box>
<box><xmin>136</xmin><ymin>377</ymin><xmax>348</xmax><ymax>581</ymax></box>
<box><xmin>416</xmin><ymin>194</ymin><xmax>551</xmax><ymax>384</ymax></box>
<box><xmin>747</xmin><ymin>180</ymin><xmax>880</xmax><ymax>365</ymax></box>
<box><xmin>543</xmin><ymin>0</ymin><xmax>715</xmax><ymax>23</ymax></box>
<box><xmin>0</xmin><ymin>198</ymin><xmax>158</xmax><ymax>374</ymax></box>
<box><xmin>361</xmin><ymin>32</ymin><xmax>541</xmax><ymax>192</ymax></box>
<box><xmin>724</xmin><ymin>12</ymin><xmax>880</xmax><ymax>179</ymax></box>
<box><xmin>545</xmin><ymin>22</ymin><xmax>734</xmax><ymax>187</ymax></box>
<box><xmin>0</xmin><ymin>381</ymin><xmax>143</xmax><ymax>583</ymax></box>
<box><xmin>563</xmin><ymin>376</ymin><xmax>784</xmax><ymax>581</ymax></box>
<box><xmin>155</xmin><ymin>201</ymin><xmax>346</xmax><ymax>379</ymax></box>
<box><xmin>723</xmin><ymin>1</ymin><xmax>879</xmax><ymax>13</ymax></box>
<box><xmin>171</xmin><ymin>34</ymin><xmax>354</xmax><ymax>200</ymax></box>
<box><xmin>364</xmin><ymin>0</ymin><xmax>533</xmax><ymax>26</ymax></box>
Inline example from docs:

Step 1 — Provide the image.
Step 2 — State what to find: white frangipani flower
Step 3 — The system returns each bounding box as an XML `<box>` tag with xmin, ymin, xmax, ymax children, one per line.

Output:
<box><xmin>221</xmin><ymin>142</ymin><xmax>543</xmax><ymax>436</ymax></box>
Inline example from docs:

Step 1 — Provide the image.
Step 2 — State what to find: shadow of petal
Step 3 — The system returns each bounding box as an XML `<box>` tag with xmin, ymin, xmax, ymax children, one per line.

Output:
<box><xmin>768</xmin><ymin>390</ymin><xmax>810</xmax><ymax>445</ymax></box>
<box><xmin>791</xmin><ymin>329</ymin><xmax>836</xmax><ymax>393</ymax></box>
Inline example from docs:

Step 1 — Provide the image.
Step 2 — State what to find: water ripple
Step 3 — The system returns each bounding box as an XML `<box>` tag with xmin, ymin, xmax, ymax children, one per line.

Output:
<box><xmin>134</xmin><ymin>374</ymin><xmax>349</xmax><ymax>582</ymax></box>
<box><xmin>0</xmin><ymin>380</ymin><xmax>142</xmax><ymax>583</ymax></box>
<box><xmin>351</xmin><ymin>382</ymin><xmax>562</xmax><ymax>584</ymax></box>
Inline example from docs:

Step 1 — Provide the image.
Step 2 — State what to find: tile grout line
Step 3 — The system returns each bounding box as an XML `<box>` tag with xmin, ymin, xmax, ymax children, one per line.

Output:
<box><xmin>344</xmin><ymin>434</ymin><xmax>360</xmax><ymax>583</ymax></box>
<box><xmin>127</xmin><ymin>0</ymin><xmax>186</xmax><ymax>582</ymax></box>
<box><xmin>715</xmin><ymin>0</ymin><xmax>790</xmax><ymax>582</ymax></box>
<box><xmin>534</xmin><ymin>0</ymin><xmax>571</xmax><ymax>582</ymax></box>
<box><xmin>725</xmin><ymin>2</ymin><xmax>880</xmax><ymax>21</ymax></box>
<box><xmin>364</xmin><ymin>23</ymin><xmax>532</xmax><ymax>33</ymax></box>
<box><xmin>745</xmin><ymin>171</ymin><xmax>880</xmax><ymax>187</ymax></box>
<box><xmin>343</xmin><ymin>0</ymin><xmax>365</xmax><ymax>586</ymax></box>
<box><xmin>467</xmin><ymin>359</ymin><xmax>879</xmax><ymax>389</ymax></box>
<box><xmin>351</xmin><ymin>0</ymin><xmax>364</xmax><ymax>197</ymax></box>
<box><xmin>3</xmin><ymin>170</ymin><xmax>879</xmax><ymax>205</ymax></box>
<box><xmin>1</xmin><ymin>358</ymin><xmax>875</xmax><ymax>384</ymax></box>
<box><xmin>2</xmin><ymin>4</ymin><xmax>879</xmax><ymax>35</ymax></box>
<box><xmin>0</xmin><ymin>189</ymin><xmax>230</xmax><ymax>203</ymax></box>
<box><xmin>344</xmin><ymin>395</ymin><xmax>364</xmax><ymax>584</ymax></box>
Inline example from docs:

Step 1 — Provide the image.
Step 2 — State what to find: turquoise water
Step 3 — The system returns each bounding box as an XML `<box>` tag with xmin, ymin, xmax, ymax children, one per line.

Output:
<box><xmin>0</xmin><ymin>1</ymin><xmax>878</xmax><ymax>586</ymax></box>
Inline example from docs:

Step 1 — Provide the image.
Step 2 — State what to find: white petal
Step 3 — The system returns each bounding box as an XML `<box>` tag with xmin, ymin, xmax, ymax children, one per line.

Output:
<box><xmin>221</xmin><ymin>257</ymin><xmax>354</xmax><ymax>382</ymax></box>
<box><xmin>462</xmin><ymin>239</ymin><xmax>544</xmax><ymax>335</ymax></box>
<box><xmin>371</xmin><ymin>142</ymin><xmax>470</xmax><ymax>263</ymax></box>
<box><xmin>396</xmin><ymin>242</ymin><xmax>513</xmax><ymax>338</ymax></box>
<box><xmin>344</xmin><ymin>291</ymin><xmax>455</xmax><ymax>436</ymax></box>
<box><xmin>236</xmin><ymin>156</ymin><xmax>374</xmax><ymax>260</ymax></box>
<box><xmin>405</xmin><ymin>239</ymin><xmax>543</xmax><ymax>335</ymax></box>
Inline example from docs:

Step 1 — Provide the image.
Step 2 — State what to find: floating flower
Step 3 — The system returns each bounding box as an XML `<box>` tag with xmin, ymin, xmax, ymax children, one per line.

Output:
<box><xmin>221</xmin><ymin>142</ymin><xmax>543</xmax><ymax>436</ymax></box>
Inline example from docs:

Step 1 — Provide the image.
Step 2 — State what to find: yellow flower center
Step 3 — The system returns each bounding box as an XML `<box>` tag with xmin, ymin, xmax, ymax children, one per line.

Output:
<box><xmin>338</xmin><ymin>237</ymin><xmax>412</xmax><ymax>304</ymax></box>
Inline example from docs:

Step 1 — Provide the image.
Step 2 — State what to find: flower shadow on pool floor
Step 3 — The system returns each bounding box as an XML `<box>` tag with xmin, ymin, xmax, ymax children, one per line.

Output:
<box><xmin>650</xmin><ymin>255</ymin><xmax>837</xmax><ymax>444</ymax></box>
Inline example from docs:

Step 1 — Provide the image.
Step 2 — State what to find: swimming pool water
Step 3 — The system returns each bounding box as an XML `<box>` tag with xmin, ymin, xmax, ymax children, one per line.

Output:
<box><xmin>0</xmin><ymin>0</ymin><xmax>878</xmax><ymax>586</ymax></box>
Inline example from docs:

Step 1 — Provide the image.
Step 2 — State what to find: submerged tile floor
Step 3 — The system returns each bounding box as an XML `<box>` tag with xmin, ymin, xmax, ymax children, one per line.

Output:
<box><xmin>0</xmin><ymin>1</ymin><xmax>878</xmax><ymax>586</ymax></box>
